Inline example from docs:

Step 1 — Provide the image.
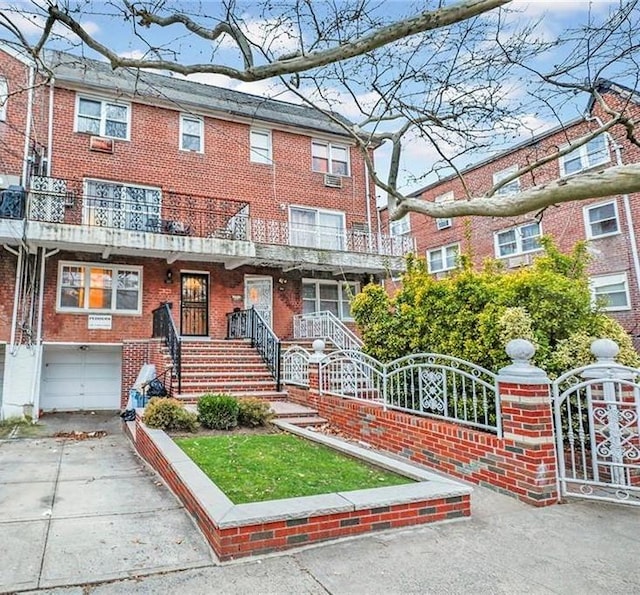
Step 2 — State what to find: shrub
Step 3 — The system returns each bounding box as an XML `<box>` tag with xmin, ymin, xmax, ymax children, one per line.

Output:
<box><xmin>198</xmin><ymin>394</ymin><xmax>239</xmax><ymax>430</ymax></box>
<box><xmin>353</xmin><ymin>239</ymin><xmax>638</xmax><ymax>377</ymax></box>
<box><xmin>142</xmin><ymin>398</ymin><xmax>197</xmax><ymax>432</ymax></box>
<box><xmin>238</xmin><ymin>398</ymin><xmax>274</xmax><ymax>427</ymax></box>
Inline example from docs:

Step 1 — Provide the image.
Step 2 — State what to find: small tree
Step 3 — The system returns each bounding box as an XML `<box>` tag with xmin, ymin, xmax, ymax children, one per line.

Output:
<box><xmin>352</xmin><ymin>239</ymin><xmax>639</xmax><ymax>377</ymax></box>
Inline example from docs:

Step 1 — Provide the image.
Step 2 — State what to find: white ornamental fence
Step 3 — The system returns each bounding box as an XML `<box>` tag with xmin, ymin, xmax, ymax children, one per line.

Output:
<box><xmin>282</xmin><ymin>345</ymin><xmax>500</xmax><ymax>435</ymax></box>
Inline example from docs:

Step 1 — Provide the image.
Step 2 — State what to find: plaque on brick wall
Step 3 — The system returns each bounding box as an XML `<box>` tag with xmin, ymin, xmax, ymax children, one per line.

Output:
<box><xmin>88</xmin><ymin>314</ymin><xmax>112</xmax><ymax>330</ymax></box>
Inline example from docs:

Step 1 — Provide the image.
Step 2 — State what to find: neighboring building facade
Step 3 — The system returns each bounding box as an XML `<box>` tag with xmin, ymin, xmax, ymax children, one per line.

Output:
<box><xmin>0</xmin><ymin>46</ymin><xmax>414</xmax><ymax>417</ymax></box>
<box><xmin>384</xmin><ymin>80</ymin><xmax>640</xmax><ymax>344</ymax></box>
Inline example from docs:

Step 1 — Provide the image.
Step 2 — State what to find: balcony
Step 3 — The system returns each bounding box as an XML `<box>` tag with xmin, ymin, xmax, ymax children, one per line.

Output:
<box><xmin>24</xmin><ymin>176</ymin><xmax>413</xmax><ymax>273</ymax></box>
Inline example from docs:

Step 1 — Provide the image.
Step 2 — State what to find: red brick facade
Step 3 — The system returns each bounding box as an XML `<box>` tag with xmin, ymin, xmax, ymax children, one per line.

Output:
<box><xmin>385</xmin><ymin>86</ymin><xmax>640</xmax><ymax>340</ymax></box>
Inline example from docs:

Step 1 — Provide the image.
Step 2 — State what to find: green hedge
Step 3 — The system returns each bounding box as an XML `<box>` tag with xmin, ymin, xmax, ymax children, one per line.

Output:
<box><xmin>353</xmin><ymin>238</ymin><xmax>639</xmax><ymax>378</ymax></box>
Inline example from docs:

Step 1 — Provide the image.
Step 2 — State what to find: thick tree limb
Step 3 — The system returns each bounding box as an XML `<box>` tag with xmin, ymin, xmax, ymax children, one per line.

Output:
<box><xmin>46</xmin><ymin>0</ymin><xmax>510</xmax><ymax>81</ymax></box>
<box><xmin>393</xmin><ymin>164</ymin><xmax>640</xmax><ymax>219</ymax></box>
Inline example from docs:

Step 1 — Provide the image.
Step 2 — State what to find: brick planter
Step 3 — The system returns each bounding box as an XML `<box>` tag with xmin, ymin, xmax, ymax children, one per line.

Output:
<box><xmin>129</xmin><ymin>415</ymin><xmax>472</xmax><ymax>560</ymax></box>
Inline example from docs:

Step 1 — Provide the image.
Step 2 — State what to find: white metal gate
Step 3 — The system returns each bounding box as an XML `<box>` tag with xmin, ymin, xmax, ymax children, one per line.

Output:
<box><xmin>553</xmin><ymin>361</ymin><xmax>640</xmax><ymax>506</ymax></box>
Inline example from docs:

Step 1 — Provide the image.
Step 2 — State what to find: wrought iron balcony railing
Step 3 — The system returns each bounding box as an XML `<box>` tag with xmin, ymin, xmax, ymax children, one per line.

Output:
<box><xmin>26</xmin><ymin>176</ymin><xmax>415</xmax><ymax>257</ymax></box>
<box><xmin>27</xmin><ymin>176</ymin><xmax>250</xmax><ymax>240</ymax></box>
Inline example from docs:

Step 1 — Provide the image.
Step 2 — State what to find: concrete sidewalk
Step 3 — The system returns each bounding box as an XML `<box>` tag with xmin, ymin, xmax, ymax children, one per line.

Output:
<box><xmin>2</xmin><ymin>414</ymin><xmax>638</xmax><ymax>594</ymax></box>
<box><xmin>0</xmin><ymin>413</ymin><xmax>215</xmax><ymax>593</ymax></box>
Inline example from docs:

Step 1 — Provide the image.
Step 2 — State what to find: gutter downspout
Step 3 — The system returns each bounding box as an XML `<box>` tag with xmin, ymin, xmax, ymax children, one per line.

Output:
<box><xmin>47</xmin><ymin>76</ymin><xmax>54</xmax><ymax>175</ymax></box>
<box><xmin>29</xmin><ymin>247</ymin><xmax>59</xmax><ymax>419</ymax></box>
<box><xmin>21</xmin><ymin>64</ymin><xmax>35</xmax><ymax>184</ymax></box>
<box><xmin>364</xmin><ymin>159</ymin><xmax>373</xmax><ymax>252</ymax></box>
<box><xmin>8</xmin><ymin>245</ymin><xmax>23</xmax><ymax>354</ymax></box>
<box><xmin>587</xmin><ymin>115</ymin><xmax>640</xmax><ymax>298</ymax></box>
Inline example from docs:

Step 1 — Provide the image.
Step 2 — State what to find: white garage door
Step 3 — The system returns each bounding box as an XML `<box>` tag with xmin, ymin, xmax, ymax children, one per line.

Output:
<box><xmin>41</xmin><ymin>346</ymin><xmax>122</xmax><ymax>411</ymax></box>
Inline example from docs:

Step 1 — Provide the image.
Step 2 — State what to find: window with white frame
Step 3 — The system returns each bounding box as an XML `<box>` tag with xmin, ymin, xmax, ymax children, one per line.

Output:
<box><xmin>83</xmin><ymin>179</ymin><xmax>162</xmax><ymax>232</ymax></box>
<box><xmin>250</xmin><ymin>128</ymin><xmax>272</xmax><ymax>164</ymax></box>
<box><xmin>180</xmin><ymin>114</ymin><xmax>204</xmax><ymax>152</ymax></box>
<box><xmin>559</xmin><ymin>134</ymin><xmax>610</xmax><ymax>176</ymax></box>
<box><xmin>495</xmin><ymin>221</ymin><xmax>541</xmax><ymax>257</ymax></box>
<box><xmin>289</xmin><ymin>206</ymin><xmax>345</xmax><ymax>250</ymax></box>
<box><xmin>58</xmin><ymin>262</ymin><xmax>142</xmax><ymax>314</ymax></box>
<box><xmin>428</xmin><ymin>243</ymin><xmax>459</xmax><ymax>274</ymax></box>
<box><xmin>493</xmin><ymin>165</ymin><xmax>520</xmax><ymax>196</ymax></box>
<box><xmin>75</xmin><ymin>95</ymin><xmax>130</xmax><ymax>139</ymax></box>
<box><xmin>302</xmin><ymin>280</ymin><xmax>359</xmax><ymax>320</ymax></box>
<box><xmin>590</xmin><ymin>273</ymin><xmax>630</xmax><ymax>311</ymax></box>
<box><xmin>435</xmin><ymin>191</ymin><xmax>454</xmax><ymax>230</ymax></box>
<box><xmin>0</xmin><ymin>77</ymin><xmax>7</xmax><ymax>121</ymax></box>
<box><xmin>584</xmin><ymin>201</ymin><xmax>619</xmax><ymax>239</ymax></box>
<box><xmin>312</xmin><ymin>141</ymin><xmax>350</xmax><ymax>176</ymax></box>
<box><xmin>390</xmin><ymin>215</ymin><xmax>410</xmax><ymax>237</ymax></box>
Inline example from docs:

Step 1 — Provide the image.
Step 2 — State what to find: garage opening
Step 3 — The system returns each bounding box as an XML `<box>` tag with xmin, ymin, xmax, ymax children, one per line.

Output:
<box><xmin>40</xmin><ymin>345</ymin><xmax>122</xmax><ymax>411</ymax></box>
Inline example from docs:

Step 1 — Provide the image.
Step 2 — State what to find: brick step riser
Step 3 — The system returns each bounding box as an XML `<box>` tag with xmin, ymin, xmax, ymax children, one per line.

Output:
<box><xmin>177</xmin><ymin>393</ymin><xmax>287</xmax><ymax>403</ymax></box>
<box><xmin>181</xmin><ymin>366</ymin><xmax>269</xmax><ymax>373</ymax></box>
<box><xmin>180</xmin><ymin>383</ymin><xmax>277</xmax><ymax>392</ymax></box>
<box><xmin>180</xmin><ymin>358</ymin><xmax>266</xmax><ymax>365</ymax></box>
<box><xmin>182</xmin><ymin>361</ymin><xmax>266</xmax><ymax>370</ymax></box>
<box><xmin>180</xmin><ymin>376</ymin><xmax>275</xmax><ymax>384</ymax></box>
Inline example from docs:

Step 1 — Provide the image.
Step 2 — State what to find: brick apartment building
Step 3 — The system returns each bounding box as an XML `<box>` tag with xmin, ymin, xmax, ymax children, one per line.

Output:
<box><xmin>383</xmin><ymin>80</ymin><xmax>640</xmax><ymax>346</ymax></box>
<box><xmin>0</xmin><ymin>45</ymin><xmax>413</xmax><ymax>418</ymax></box>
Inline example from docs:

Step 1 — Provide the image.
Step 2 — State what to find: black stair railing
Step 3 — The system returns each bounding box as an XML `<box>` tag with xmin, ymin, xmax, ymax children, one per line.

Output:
<box><xmin>226</xmin><ymin>307</ymin><xmax>281</xmax><ymax>391</ymax></box>
<box><xmin>152</xmin><ymin>302</ymin><xmax>182</xmax><ymax>393</ymax></box>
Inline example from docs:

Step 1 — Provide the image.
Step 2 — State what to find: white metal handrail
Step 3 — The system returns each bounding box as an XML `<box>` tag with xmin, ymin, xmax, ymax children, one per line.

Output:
<box><xmin>293</xmin><ymin>310</ymin><xmax>363</xmax><ymax>351</ymax></box>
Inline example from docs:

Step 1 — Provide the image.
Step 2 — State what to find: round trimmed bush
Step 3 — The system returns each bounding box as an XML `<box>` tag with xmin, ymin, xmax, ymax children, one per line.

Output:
<box><xmin>142</xmin><ymin>397</ymin><xmax>197</xmax><ymax>432</ymax></box>
<box><xmin>238</xmin><ymin>398</ymin><xmax>274</xmax><ymax>427</ymax></box>
<box><xmin>198</xmin><ymin>394</ymin><xmax>239</xmax><ymax>430</ymax></box>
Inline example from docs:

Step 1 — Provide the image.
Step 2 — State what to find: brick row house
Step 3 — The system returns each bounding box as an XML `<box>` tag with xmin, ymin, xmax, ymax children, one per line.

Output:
<box><xmin>385</xmin><ymin>80</ymin><xmax>640</xmax><ymax>347</ymax></box>
<box><xmin>0</xmin><ymin>45</ymin><xmax>413</xmax><ymax>418</ymax></box>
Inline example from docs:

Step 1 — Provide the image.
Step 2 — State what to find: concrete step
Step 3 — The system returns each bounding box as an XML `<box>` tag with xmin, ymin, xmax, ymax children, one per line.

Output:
<box><xmin>176</xmin><ymin>390</ymin><xmax>288</xmax><ymax>403</ymax></box>
<box><xmin>179</xmin><ymin>380</ymin><xmax>278</xmax><ymax>392</ymax></box>
<box><xmin>276</xmin><ymin>415</ymin><xmax>328</xmax><ymax>427</ymax></box>
<box><xmin>269</xmin><ymin>400</ymin><xmax>319</xmax><ymax>417</ymax></box>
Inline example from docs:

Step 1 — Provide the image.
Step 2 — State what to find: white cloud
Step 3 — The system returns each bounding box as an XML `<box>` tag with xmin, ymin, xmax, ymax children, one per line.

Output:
<box><xmin>219</xmin><ymin>16</ymin><xmax>301</xmax><ymax>57</ymax></box>
<box><xmin>0</xmin><ymin>3</ymin><xmax>100</xmax><ymax>43</ymax></box>
<box><xmin>511</xmin><ymin>0</ymin><xmax>616</xmax><ymax>17</ymax></box>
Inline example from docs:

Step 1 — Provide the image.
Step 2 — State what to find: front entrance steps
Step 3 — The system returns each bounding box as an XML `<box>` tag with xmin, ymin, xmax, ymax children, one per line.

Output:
<box><xmin>169</xmin><ymin>339</ymin><xmax>284</xmax><ymax>402</ymax></box>
<box><xmin>269</xmin><ymin>400</ymin><xmax>327</xmax><ymax>427</ymax></box>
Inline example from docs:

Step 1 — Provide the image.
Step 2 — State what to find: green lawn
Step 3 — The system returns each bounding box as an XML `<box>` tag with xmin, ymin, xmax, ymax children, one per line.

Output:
<box><xmin>175</xmin><ymin>433</ymin><xmax>414</xmax><ymax>504</ymax></box>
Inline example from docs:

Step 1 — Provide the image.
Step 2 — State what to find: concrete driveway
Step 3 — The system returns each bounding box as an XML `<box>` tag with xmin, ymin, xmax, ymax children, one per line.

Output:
<box><xmin>0</xmin><ymin>413</ymin><xmax>214</xmax><ymax>593</ymax></box>
<box><xmin>2</xmin><ymin>413</ymin><xmax>639</xmax><ymax>594</ymax></box>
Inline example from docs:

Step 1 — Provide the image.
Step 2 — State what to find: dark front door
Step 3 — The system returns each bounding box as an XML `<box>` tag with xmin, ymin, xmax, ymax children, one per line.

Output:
<box><xmin>180</xmin><ymin>273</ymin><xmax>208</xmax><ymax>336</ymax></box>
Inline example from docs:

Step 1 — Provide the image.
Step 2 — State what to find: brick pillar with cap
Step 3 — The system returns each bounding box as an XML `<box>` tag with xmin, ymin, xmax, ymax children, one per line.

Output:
<box><xmin>498</xmin><ymin>339</ymin><xmax>558</xmax><ymax>506</ymax></box>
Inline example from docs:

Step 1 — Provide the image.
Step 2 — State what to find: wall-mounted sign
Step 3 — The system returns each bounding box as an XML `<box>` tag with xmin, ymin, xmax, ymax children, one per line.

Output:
<box><xmin>88</xmin><ymin>314</ymin><xmax>112</xmax><ymax>330</ymax></box>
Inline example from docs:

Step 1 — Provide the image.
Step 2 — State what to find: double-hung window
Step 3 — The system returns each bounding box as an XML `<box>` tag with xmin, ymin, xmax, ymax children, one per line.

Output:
<box><xmin>289</xmin><ymin>206</ymin><xmax>345</xmax><ymax>250</ymax></box>
<box><xmin>0</xmin><ymin>77</ymin><xmax>7</xmax><ymax>121</ymax></box>
<box><xmin>590</xmin><ymin>273</ymin><xmax>630</xmax><ymax>311</ymax></box>
<box><xmin>312</xmin><ymin>141</ymin><xmax>350</xmax><ymax>176</ymax></box>
<box><xmin>180</xmin><ymin>114</ymin><xmax>204</xmax><ymax>152</ymax></box>
<box><xmin>390</xmin><ymin>215</ymin><xmax>410</xmax><ymax>237</ymax></box>
<box><xmin>493</xmin><ymin>165</ymin><xmax>520</xmax><ymax>196</ymax></box>
<box><xmin>58</xmin><ymin>262</ymin><xmax>141</xmax><ymax>314</ymax></box>
<box><xmin>250</xmin><ymin>128</ymin><xmax>272</xmax><ymax>164</ymax></box>
<box><xmin>76</xmin><ymin>96</ymin><xmax>130</xmax><ymax>139</ymax></box>
<box><xmin>559</xmin><ymin>135</ymin><xmax>610</xmax><ymax>176</ymax></box>
<box><xmin>435</xmin><ymin>191</ymin><xmax>454</xmax><ymax>230</ymax></box>
<box><xmin>428</xmin><ymin>243</ymin><xmax>459</xmax><ymax>273</ymax></box>
<box><xmin>584</xmin><ymin>201</ymin><xmax>619</xmax><ymax>239</ymax></box>
<box><xmin>302</xmin><ymin>280</ymin><xmax>358</xmax><ymax>320</ymax></box>
<box><xmin>83</xmin><ymin>179</ymin><xmax>162</xmax><ymax>232</ymax></box>
<box><xmin>495</xmin><ymin>222</ymin><xmax>541</xmax><ymax>257</ymax></box>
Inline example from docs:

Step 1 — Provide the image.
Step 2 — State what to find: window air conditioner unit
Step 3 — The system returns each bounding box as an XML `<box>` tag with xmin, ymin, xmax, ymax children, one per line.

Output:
<box><xmin>324</xmin><ymin>173</ymin><xmax>342</xmax><ymax>188</ymax></box>
<box><xmin>436</xmin><ymin>218</ymin><xmax>452</xmax><ymax>230</ymax></box>
<box><xmin>89</xmin><ymin>136</ymin><xmax>114</xmax><ymax>154</ymax></box>
<box><xmin>507</xmin><ymin>254</ymin><xmax>531</xmax><ymax>268</ymax></box>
